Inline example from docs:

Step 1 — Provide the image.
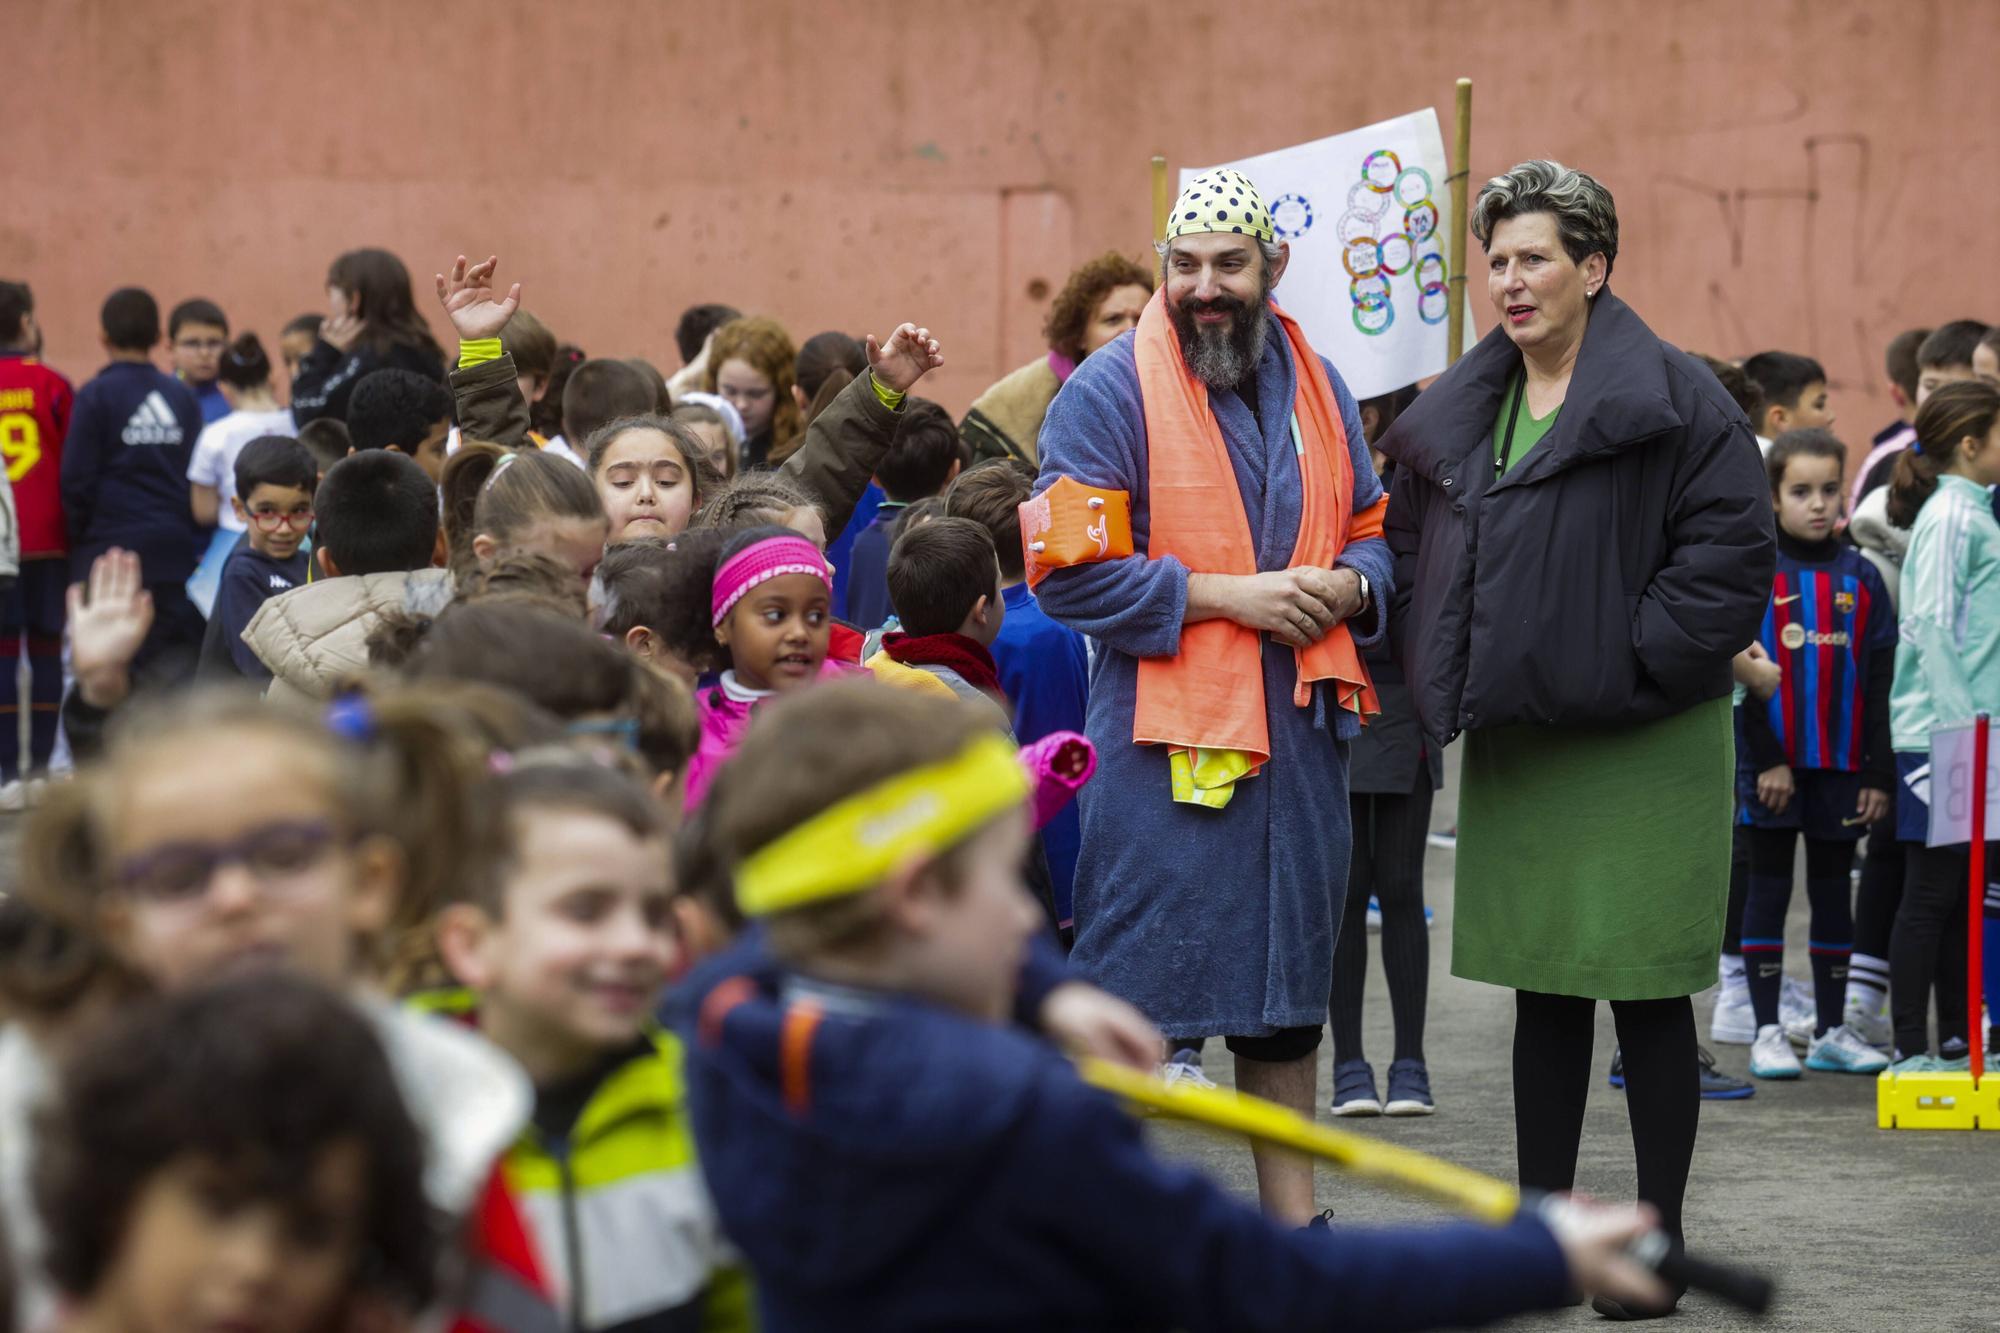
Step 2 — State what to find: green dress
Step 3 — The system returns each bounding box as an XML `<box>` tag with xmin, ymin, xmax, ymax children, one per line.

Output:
<box><xmin>1451</xmin><ymin>382</ymin><xmax>1733</xmax><ymax>1000</ymax></box>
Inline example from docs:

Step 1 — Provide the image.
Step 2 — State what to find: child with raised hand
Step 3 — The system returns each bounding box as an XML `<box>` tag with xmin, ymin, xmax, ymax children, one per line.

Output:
<box><xmin>435</xmin><ymin>253</ymin><xmax>942</xmax><ymax>538</ymax></box>
<box><xmin>34</xmin><ymin>973</ymin><xmax>438</xmax><ymax>1333</ymax></box>
<box><xmin>196</xmin><ymin>436</ymin><xmax>318</xmax><ymax>683</ymax></box>
<box><xmin>673</xmin><ymin>680</ymin><xmax>1669</xmax><ymax>1331</ymax></box>
<box><xmin>1884</xmin><ymin>380</ymin><xmax>2000</xmax><ymax>1069</ymax></box>
<box><xmin>432</xmin><ymin>756</ymin><xmax>751</xmax><ymax>1332</ymax></box>
<box><xmin>1734</xmin><ymin>430</ymin><xmax>1896</xmax><ymax>1079</ymax></box>
<box><xmin>440</xmin><ymin>440</ymin><xmax>610</xmax><ymax>588</ymax></box>
<box><xmin>661</xmin><ymin>524</ymin><xmax>846</xmax><ymax>808</ymax></box>
<box><xmin>9</xmin><ymin>685</ymin><xmax>547</xmax><ymax>1328</ymax></box>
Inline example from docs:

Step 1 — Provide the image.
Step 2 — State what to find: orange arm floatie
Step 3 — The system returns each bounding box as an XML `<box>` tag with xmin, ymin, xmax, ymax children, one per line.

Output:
<box><xmin>1347</xmin><ymin>493</ymin><xmax>1387</xmax><ymax>547</ymax></box>
<box><xmin>1019</xmin><ymin>476</ymin><xmax>1135</xmax><ymax>590</ymax></box>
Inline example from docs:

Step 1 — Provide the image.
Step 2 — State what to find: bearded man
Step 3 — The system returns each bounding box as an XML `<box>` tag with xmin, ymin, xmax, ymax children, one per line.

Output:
<box><xmin>1032</xmin><ymin>170</ymin><xmax>1392</xmax><ymax>1221</ymax></box>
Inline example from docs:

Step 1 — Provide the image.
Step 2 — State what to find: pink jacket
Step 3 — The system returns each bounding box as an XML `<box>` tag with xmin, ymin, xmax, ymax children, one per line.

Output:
<box><xmin>683</xmin><ymin>661</ymin><xmax>864</xmax><ymax>812</ymax></box>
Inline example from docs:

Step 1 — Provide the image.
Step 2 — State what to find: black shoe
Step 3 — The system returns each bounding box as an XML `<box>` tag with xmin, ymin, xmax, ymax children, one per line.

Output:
<box><xmin>1302</xmin><ymin>1209</ymin><xmax>1335</xmax><ymax>1233</ymax></box>
<box><xmin>1610</xmin><ymin>1047</ymin><xmax>1755</xmax><ymax>1100</ymax></box>
<box><xmin>1592</xmin><ymin>1280</ymin><xmax>1688</xmax><ymax>1312</ymax></box>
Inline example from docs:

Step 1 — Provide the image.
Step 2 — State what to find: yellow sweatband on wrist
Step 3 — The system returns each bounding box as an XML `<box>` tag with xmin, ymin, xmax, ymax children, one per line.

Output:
<box><xmin>735</xmin><ymin>733</ymin><xmax>1030</xmax><ymax>918</ymax></box>
<box><xmin>870</xmin><ymin>373</ymin><xmax>906</xmax><ymax>410</ymax></box>
<box><xmin>457</xmin><ymin>338</ymin><xmax>504</xmax><ymax>370</ymax></box>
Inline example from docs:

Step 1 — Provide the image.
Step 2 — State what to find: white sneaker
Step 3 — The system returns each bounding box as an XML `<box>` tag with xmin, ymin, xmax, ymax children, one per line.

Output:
<box><xmin>1750</xmin><ymin>1024</ymin><xmax>1803</xmax><ymax>1079</ymax></box>
<box><xmin>0</xmin><ymin>780</ymin><xmax>24</xmax><ymax>813</ymax></box>
<box><xmin>1805</xmin><ymin>1024</ymin><xmax>1891</xmax><ymax>1073</ymax></box>
<box><xmin>1709</xmin><ymin>982</ymin><xmax>1755</xmax><ymax>1045</ymax></box>
<box><xmin>1780</xmin><ymin>975</ymin><xmax>1817</xmax><ymax>1048</ymax></box>
<box><xmin>1159</xmin><ymin>1049</ymin><xmax>1216</xmax><ymax>1091</ymax></box>
<box><xmin>1843</xmin><ymin>991</ymin><xmax>1893</xmax><ymax>1051</ymax></box>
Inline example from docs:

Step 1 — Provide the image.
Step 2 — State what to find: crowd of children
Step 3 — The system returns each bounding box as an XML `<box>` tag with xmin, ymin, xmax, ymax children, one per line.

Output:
<box><xmin>0</xmin><ymin>236</ymin><xmax>1992</xmax><ymax>1332</ymax></box>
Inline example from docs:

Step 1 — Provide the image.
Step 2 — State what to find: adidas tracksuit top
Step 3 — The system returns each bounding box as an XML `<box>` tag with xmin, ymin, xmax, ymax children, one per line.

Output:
<box><xmin>60</xmin><ymin>361</ymin><xmax>205</xmax><ymax>582</ymax></box>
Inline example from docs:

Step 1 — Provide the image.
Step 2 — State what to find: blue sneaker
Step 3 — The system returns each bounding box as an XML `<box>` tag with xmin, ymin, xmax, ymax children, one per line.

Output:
<box><xmin>1384</xmin><ymin>1059</ymin><xmax>1435</xmax><ymax>1116</ymax></box>
<box><xmin>1330</xmin><ymin>1060</ymin><xmax>1381</xmax><ymax>1116</ymax></box>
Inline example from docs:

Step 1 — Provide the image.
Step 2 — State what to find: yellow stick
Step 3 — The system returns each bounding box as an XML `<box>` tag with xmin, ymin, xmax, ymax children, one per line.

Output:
<box><xmin>1080</xmin><ymin>1057</ymin><xmax>1521</xmax><ymax>1224</ymax></box>
<box><xmin>1447</xmin><ymin>78</ymin><xmax>1473</xmax><ymax>363</ymax></box>
<box><xmin>1151</xmin><ymin>155</ymin><xmax>1171</xmax><ymax>247</ymax></box>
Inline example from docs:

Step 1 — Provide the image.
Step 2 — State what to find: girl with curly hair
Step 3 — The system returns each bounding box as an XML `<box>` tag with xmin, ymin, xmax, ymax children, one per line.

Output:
<box><xmin>961</xmin><ymin>252</ymin><xmax>1153</xmax><ymax>465</ymax></box>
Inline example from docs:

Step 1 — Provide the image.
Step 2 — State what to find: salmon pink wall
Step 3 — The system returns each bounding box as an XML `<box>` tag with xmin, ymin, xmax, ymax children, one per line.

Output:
<box><xmin>5</xmin><ymin>0</ymin><xmax>1995</xmax><ymax>439</ymax></box>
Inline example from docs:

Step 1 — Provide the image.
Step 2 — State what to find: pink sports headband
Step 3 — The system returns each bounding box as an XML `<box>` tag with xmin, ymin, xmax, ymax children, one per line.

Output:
<box><xmin>711</xmin><ymin>534</ymin><xmax>831</xmax><ymax>626</ymax></box>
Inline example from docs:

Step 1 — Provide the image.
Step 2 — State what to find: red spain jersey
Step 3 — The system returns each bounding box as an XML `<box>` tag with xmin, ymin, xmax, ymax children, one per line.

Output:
<box><xmin>0</xmin><ymin>353</ymin><xmax>73</xmax><ymax>556</ymax></box>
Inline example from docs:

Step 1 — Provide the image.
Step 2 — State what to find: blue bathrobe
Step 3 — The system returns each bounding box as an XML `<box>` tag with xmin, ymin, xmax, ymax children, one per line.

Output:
<box><xmin>1033</xmin><ymin>313</ymin><xmax>1391</xmax><ymax>1037</ymax></box>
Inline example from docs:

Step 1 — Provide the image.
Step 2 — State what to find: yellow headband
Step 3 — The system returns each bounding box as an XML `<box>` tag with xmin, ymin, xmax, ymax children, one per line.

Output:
<box><xmin>1168</xmin><ymin>168</ymin><xmax>1274</xmax><ymax>244</ymax></box>
<box><xmin>734</xmin><ymin>733</ymin><xmax>1031</xmax><ymax>918</ymax></box>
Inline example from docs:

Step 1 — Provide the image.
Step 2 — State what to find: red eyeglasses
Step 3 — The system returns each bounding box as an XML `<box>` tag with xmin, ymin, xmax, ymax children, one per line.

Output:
<box><xmin>247</xmin><ymin>506</ymin><xmax>314</xmax><ymax>532</ymax></box>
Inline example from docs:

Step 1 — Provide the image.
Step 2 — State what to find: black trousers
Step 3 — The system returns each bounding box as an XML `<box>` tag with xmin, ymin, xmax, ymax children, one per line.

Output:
<box><xmin>1889</xmin><ymin>842</ymin><xmax>1987</xmax><ymax>1056</ymax></box>
<box><xmin>1330</xmin><ymin>778</ymin><xmax>1434</xmax><ymax>1065</ymax></box>
<box><xmin>1514</xmin><ymin>991</ymin><xmax>1698</xmax><ymax>1244</ymax></box>
<box><xmin>1852</xmin><ymin>817</ymin><xmax>1906</xmax><ymax>961</ymax></box>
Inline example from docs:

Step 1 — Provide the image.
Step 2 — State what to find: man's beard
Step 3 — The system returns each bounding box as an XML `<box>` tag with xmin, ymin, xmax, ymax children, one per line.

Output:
<box><xmin>1167</xmin><ymin>285</ymin><xmax>1270</xmax><ymax>390</ymax></box>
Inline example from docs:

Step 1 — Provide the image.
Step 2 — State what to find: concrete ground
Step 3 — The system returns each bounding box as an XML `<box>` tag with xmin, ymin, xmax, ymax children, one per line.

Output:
<box><xmin>1145</xmin><ymin>749</ymin><xmax>2000</xmax><ymax>1331</ymax></box>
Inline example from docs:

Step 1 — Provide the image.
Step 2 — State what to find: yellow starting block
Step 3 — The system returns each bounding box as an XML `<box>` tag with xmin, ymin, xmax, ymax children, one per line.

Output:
<box><xmin>1876</xmin><ymin>1069</ymin><xmax>2000</xmax><ymax>1130</ymax></box>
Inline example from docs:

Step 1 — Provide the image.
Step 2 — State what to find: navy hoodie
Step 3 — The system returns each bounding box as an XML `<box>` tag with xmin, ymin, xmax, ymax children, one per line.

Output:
<box><xmin>670</xmin><ymin>936</ymin><xmax>1572</xmax><ymax>1332</ymax></box>
<box><xmin>61</xmin><ymin>361</ymin><xmax>204</xmax><ymax>580</ymax></box>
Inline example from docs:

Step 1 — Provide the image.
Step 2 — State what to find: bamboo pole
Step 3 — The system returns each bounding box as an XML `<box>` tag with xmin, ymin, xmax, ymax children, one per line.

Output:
<box><xmin>1151</xmin><ymin>155</ymin><xmax>1171</xmax><ymax>246</ymax></box>
<box><xmin>1447</xmin><ymin>78</ymin><xmax>1473</xmax><ymax>363</ymax></box>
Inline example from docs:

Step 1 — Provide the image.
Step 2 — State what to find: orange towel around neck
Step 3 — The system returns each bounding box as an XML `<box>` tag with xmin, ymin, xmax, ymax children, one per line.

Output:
<box><xmin>1132</xmin><ymin>289</ymin><xmax>1382</xmax><ymax>770</ymax></box>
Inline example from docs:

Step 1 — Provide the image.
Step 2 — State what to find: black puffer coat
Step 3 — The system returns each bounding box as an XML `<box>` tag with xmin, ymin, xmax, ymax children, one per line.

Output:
<box><xmin>1378</xmin><ymin>292</ymin><xmax>1774</xmax><ymax>751</ymax></box>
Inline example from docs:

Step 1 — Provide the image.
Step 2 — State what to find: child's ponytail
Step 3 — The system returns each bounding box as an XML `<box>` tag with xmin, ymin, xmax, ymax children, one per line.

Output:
<box><xmin>1891</xmin><ymin>380</ymin><xmax>2000</xmax><ymax>528</ymax></box>
<box><xmin>440</xmin><ymin>441</ymin><xmax>605</xmax><ymax>583</ymax></box>
<box><xmin>216</xmin><ymin>332</ymin><xmax>272</xmax><ymax>391</ymax></box>
<box><xmin>19</xmin><ymin>770</ymin><xmax>110</xmax><ymax>927</ymax></box>
<box><xmin>648</xmin><ymin>525</ymin><xmax>736</xmax><ymax>676</ymax></box>
<box><xmin>332</xmin><ymin>691</ymin><xmax>501</xmax><ymax>990</ymax></box>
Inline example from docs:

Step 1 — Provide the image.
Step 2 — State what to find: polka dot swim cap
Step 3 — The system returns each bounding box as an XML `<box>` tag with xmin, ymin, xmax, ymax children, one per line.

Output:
<box><xmin>1168</xmin><ymin>169</ymin><xmax>1274</xmax><ymax>244</ymax></box>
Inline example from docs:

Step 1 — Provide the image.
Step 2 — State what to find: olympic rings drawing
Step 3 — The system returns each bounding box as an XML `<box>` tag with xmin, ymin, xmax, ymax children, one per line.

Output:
<box><xmin>1348</xmin><ymin>180</ymin><xmax>1390</xmax><ymax>218</ymax></box>
<box><xmin>1404</xmin><ymin>201</ymin><xmax>1439</xmax><ymax>242</ymax></box>
<box><xmin>1270</xmin><ymin>193</ymin><xmax>1314</xmax><ymax>240</ymax></box>
<box><xmin>1350</xmin><ymin>272</ymin><xmax>1392</xmax><ymax>307</ymax></box>
<box><xmin>1394</xmin><ymin>167</ymin><xmax>1434</xmax><ymax>209</ymax></box>
<box><xmin>1353</xmin><ymin>301</ymin><xmax>1395</xmax><ymax>334</ymax></box>
<box><xmin>1337</xmin><ymin>209</ymin><xmax>1379</xmax><ymax>244</ymax></box>
<box><xmin>1344</xmin><ymin>147</ymin><xmax>1449</xmax><ymax>337</ymax></box>
<box><xmin>1418</xmin><ymin>281</ymin><xmax>1450</xmax><ymax>325</ymax></box>
<box><xmin>1377</xmin><ymin>233</ymin><xmax>1415</xmax><ymax>276</ymax></box>
<box><xmin>1362</xmin><ymin>150</ymin><xmax>1402</xmax><ymax>192</ymax></box>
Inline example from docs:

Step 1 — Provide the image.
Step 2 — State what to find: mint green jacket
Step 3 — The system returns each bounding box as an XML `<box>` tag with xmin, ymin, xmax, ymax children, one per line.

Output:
<box><xmin>1891</xmin><ymin>474</ymin><xmax>2000</xmax><ymax>751</ymax></box>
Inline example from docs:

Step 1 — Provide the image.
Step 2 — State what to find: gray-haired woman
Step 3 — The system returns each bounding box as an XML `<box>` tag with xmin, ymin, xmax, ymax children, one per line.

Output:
<box><xmin>1379</xmin><ymin>160</ymin><xmax>1774</xmax><ymax>1319</ymax></box>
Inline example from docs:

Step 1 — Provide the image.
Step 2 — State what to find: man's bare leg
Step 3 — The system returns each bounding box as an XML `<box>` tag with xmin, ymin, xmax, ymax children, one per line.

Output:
<box><xmin>1234</xmin><ymin>1049</ymin><xmax>1317</xmax><ymax>1225</ymax></box>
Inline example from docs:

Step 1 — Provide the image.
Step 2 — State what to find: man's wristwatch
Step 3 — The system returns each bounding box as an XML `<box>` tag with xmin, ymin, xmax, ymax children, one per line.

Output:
<box><xmin>1353</xmin><ymin>569</ymin><xmax>1371</xmax><ymax>616</ymax></box>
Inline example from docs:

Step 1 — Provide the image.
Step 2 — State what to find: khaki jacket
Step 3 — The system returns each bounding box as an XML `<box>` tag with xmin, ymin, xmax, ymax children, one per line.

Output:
<box><xmin>452</xmin><ymin>352</ymin><xmax>902</xmax><ymax>536</ymax></box>
<box><xmin>243</xmin><ymin>567</ymin><xmax>455</xmax><ymax>705</ymax></box>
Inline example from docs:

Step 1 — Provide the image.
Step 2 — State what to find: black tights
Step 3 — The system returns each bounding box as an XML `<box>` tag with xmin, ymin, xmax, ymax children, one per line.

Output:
<box><xmin>1513</xmin><ymin>991</ymin><xmax>1698</xmax><ymax>1244</ymax></box>
<box><xmin>1330</xmin><ymin>782</ymin><xmax>1434</xmax><ymax>1065</ymax></box>
<box><xmin>1852</xmin><ymin>817</ymin><xmax>1905</xmax><ymax>961</ymax></box>
<box><xmin>1889</xmin><ymin>842</ymin><xmax>1985</xmax><ymax>1056</ymax></box>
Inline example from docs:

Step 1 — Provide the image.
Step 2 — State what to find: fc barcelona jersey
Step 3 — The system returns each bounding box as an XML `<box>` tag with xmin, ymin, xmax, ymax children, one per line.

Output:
<box><xmin>1753</xmin><ymin>543</ymin><xmax>1897</xmax><ymax>771</ymax></box>
<box><xmin>0</xmin><ymin>353</ymin><xmax>73</xmax><ymax>556</ymax></box>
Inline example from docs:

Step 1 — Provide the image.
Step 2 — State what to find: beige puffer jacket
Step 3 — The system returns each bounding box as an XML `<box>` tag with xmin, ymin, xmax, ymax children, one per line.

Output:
<box><xmin>1846</xmin><ymin>485</ymin><xmax>1909</xmax><ymax>612</ymax></box>
<box><xmin>243</xmin><ymin>568</ymin><xmax>455</xmax><ymax>704</ymax></box>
